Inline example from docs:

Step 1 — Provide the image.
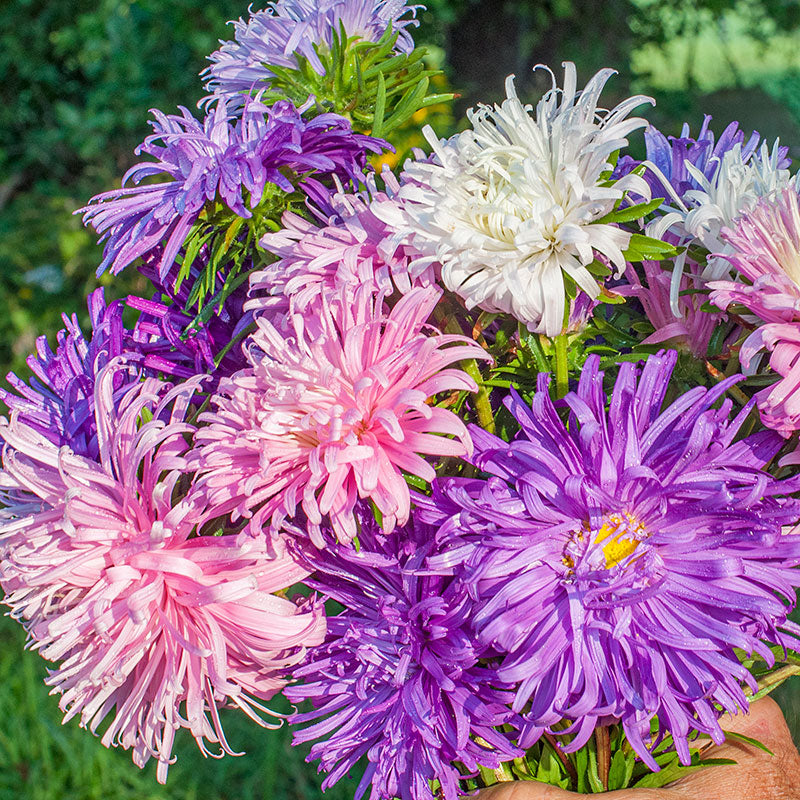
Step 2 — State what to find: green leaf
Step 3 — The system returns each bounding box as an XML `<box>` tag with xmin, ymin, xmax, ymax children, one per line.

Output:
<box><xmin>575</xmin><ymin>741</ymin><xmax>589</xmax><ymax>794</ymax></box>
<box><xmin>402</xmin><ymin>471</ymin><xmax>429</xmax><ymax>491</ymax></box>
<box><xmin>596</xmin><ymin>196</ymin><xmax>666</xmax><ymax>224</ymax></box>
<box><xmin>623</xmin><ymin>233</ymin><xmax>678</xmax><ymax>262</ymax></box>
<box><xmin>633</xmin><ymin>758</ymin><xmax>736</xmax><ymax>789</ymax></box>
<box><xmin>372</xmin><ymin>70</ymin><xmax>387</xmax><ymax>138</ymax></box>
<box><xmin>607</xmin><ymin>748</ymin><xmax>633</xmax><ymax>791</ymax></box>
<box><xmin>721</xmin><ymin>730</ymin><xmax>774</xmax><ymax>756</ymax></box>
<box><xmin>586</xmin><ymin>743</ymin><xmax>604</xmax><ymax>793</ymax></box>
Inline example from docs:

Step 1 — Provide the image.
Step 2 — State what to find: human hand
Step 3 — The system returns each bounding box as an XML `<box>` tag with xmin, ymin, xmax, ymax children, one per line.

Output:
<box><xmin>476</xmin><ymin>698</ymin><xmax>800</xmax><ymax>800</ymax></box>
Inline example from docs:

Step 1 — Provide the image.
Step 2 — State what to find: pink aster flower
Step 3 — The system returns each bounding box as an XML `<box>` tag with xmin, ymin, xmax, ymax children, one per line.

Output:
<box><xmin>247</xmin><ymin>174</ymin><xmax>435</xmax><ymax>330</ymax></box>
<box><xmin>193</xmin><ymin>284</ymin><xmax>489</xmax><ymax>545</ymax></box>
<box><xmin>709</xmin><ymin>188</ymin><xmax>800</xmax><ymax>434</ymax></box>
<box><xmin>620</xmin><ymin>260</ymin><xmax>735</xmax><ymax>358</ymax></box>
<box><xmin>0</xmin><ymin>366</ymin><xmax>324</xmax><ymax>782</ymax></box>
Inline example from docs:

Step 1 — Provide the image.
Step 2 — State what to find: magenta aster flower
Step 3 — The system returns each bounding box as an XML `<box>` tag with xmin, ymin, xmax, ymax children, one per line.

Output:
<box><xmin>424</xmin><ymin>351</ymin><xmax>800</xmax><ymax>769</ymax></box>
<box><xmin>286</xmin><ymin>509</ymin><xmax>519</xmax><ymax>800</ymax></box>
<box><xmin>0</xmin><ymin>368</ymin><xmax>324</xmax><ymax>782</ymax></box>
<box><xmin>204</xmin><ymin>0</ymin><xmax>420</xmax><ymax>105</ymax></box>
<box><xmin>710</xmin><ymin>188</ymin><xmax>800</xmax><ymax>434</ymax></box>
<box><xmin>248</xmin><ymin>173</ymin><xmax>436</xmax><ymax>326</ymax></box>
<box><xmin>618</xmin><ymin>260</ymin><xmax>736</xmax><ymax>358</ymax></box>
<box><xmin>193</xmin><ymin>285</ymin><xmax>489</xmax><ymax>545</ymax></box>
<box><xmin>80</xmin><ymin>96</ymin><xmax>386</xmax><ymax>280</ymax></box>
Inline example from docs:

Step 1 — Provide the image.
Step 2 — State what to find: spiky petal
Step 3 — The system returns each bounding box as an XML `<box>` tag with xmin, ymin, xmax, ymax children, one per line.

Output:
<box><xmin>204</xmin><ymin>0</ymin><xmax>420</xmax><ymax>105</ymax></box>
<box><xmin>286</xmin><ymin>509</ymin><xmax>520</xmax><ymax>800</ymax></box>
<box><xmin>710</xmin><ymin>188</ymin><xmax>800</xmax><ymax>434</ymax></box>
<box><xmin>80</xmin><ymin>96</ymin><xmax>386</xmax><ymax>280</ymax></box>
<box><xmin>248</xmin><ymin>173</ymin><xmax>436</xmax><ymax>326</ymax></box>
<box><xmin>375</xmin><ymin>63</ymin><xmax>653</xmax><ymax>335</ymax></box>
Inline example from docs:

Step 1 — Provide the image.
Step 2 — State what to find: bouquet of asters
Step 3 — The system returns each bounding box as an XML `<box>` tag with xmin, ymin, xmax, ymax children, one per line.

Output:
<box><xmin>3</xmin><ymin>1</ymin><xmax>800</xmax><ymax>796</ymax></box>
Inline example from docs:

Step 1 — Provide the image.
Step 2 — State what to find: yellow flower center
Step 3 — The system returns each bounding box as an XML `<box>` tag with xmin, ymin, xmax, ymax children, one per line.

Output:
<box><xmin>562</xmin><ymin>511</ymin><xmax>649</xmax><ymax>573</ymax></box>
<box><xmin>594</xmin><ymin>512</ymin><xmax>647</xmax><ymax>569</ymax></box>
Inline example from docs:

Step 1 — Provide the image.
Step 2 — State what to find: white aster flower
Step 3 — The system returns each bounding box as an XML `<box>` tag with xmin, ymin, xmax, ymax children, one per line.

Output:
<box><xmin>646</xmin><ymin>138</ymin><xmax>799</xmax><ymax>313</ymax></box>
<box><xmin>374</xmin><ymin>62</ymin><xmax>653</xmax><ymax>335</ymax></box>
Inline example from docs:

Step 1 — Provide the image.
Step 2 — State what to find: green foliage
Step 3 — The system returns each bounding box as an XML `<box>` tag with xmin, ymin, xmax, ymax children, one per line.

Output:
<box><xmin>256</xmin><ymin>24</ymin><xmax>453</xmax><ymax>136</ymax></box>
<box><xmin>0</xmin><ymin>0</ymin><xmax>244</xmax><ymax>379</ymax></box>
<box><xmin>0</xmin><ymin>0</ymin><xmax>238</xmax><ymax>186</ymax></box>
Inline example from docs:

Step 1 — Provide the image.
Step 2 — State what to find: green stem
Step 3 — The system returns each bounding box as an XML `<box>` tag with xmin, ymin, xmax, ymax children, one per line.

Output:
<box><xmin>745</xmin><ymin>664</ymin><xmax>800</xmax><ymax>700</ymax></box>
<box><xmin>462</xmin><ymin>358</ymin><xmax>495</xmax><ymax>434</ymax></box>
<box><xmin>554</xmin><ymin>334</ymin><xmax>569</xmax><ymax>399</ymax></box>
<box><xmin>595</xmin><ymin>726</ymin><xmax>611</xmax><ymax>791</ymax></box>
<box><xmin>544</xmin><ymin>733</ymin><xmax>579</xmax><ymax>788</ymax></box>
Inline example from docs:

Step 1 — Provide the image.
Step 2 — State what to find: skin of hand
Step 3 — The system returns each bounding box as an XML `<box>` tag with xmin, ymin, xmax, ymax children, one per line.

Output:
<box><xmin>476</xmin><ymin>698</ymin><xmax>800</xmax><ymax>800</ymax></box>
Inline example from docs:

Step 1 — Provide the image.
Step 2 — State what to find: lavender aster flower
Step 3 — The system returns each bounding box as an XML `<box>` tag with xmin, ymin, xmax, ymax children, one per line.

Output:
<box><xmin>80</xmin><ymin>96</ymin><xmax>387</xmax><ymax>281</ymax></box>
<box><xmin>425</xmin><ymin>350</ymin><xmax>800</xmax><ymax>769</ymax></box>
<box><xmin>286</xmin><ymin>510</ymin><xmax>519</xmax><ymax>800</ymax></box>
<box><xmin>204</xmin><ymin>1</ymin><xmax>420</xmax><ymax>104</ymax></box>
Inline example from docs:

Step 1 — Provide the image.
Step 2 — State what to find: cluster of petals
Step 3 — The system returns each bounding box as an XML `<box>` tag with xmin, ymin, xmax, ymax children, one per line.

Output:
<box><xmin>193</xmin><ymin>284</ymin><xmax>488</xmax><ymax>545</ymax></box>
<box><xmin>643</xmin><ymin>128</ymin><xmax>795</xmax><ymax>290</ymax></box>
<box><xmin>249</xmin><ymin>174</ymin><xmax>436</xmax><ymax>327</ymax></box>
<box><xmin>80</xmin><ymin>96</ymin><xmax>386</xmax><ymax>280</ymax></box>
<box><xmin>286</xmin><ymin>509</ymin><xmax>520</xmax><ymax>800</ymax></box>
<box><xmin>710</xmin><ymin>188</ymin><xmax>800</xmax><ymax>435</ymax></box>
<box><xmin>0</xmin><ymin>367</ymin><xmax>324</xmax><ymax>782</ymax></box>
<box><xmin>376</xmin><ymin>62</ymin><xmax>653</xmax><ymax>336</ymax></box>
<box><xmin>616</xmin><ymin>116</ymin><xmax>766</xmax><ymax>202</ymax></box>
<box><xmin>204</xmin><ymin>0</ymin><xmax>420</xmax><ymax>105</ymax></box>
<box><xmin>618</xmin><ymin>260</ymin><xmax>736</xmax><ymax>359</ymax></box>
<box><xmin>419</xmin><ymin>350</ymin><xmax>800</xmax><ymax>769</ymax></box>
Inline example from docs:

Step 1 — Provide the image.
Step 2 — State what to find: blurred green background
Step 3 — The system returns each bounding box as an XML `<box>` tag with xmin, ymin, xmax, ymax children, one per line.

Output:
<box><xmin>2</xmin><ymin>0</ymin><xmax>800</xmax><ymax>797</ymax></box>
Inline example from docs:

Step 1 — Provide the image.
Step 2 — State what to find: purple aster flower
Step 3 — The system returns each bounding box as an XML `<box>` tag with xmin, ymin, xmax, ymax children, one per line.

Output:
<box><xmin>127</xmin><ymin>250</ymin><xmax>252</xmax><ymax>385</ymax></box>
<box><xmin>615</xmin><ymin>116</ymin><xmax>782</xmax><ymax>201</ymax></box>
<box><xmin>423</xmin><ymin>350</ymin><xmax>800</xmax><ymax>769</ymax></box>
<box><xmin>286</xmin><ymin>509</ymin><xmax>520</xmax><ymax>800</ymax></box>
<box><xmin>80</xmin><ymin>96</ymin><xmax>387</xmax><ymax>281</ymax></box>
<box><xmin>0</xmin><ymin>285</ymin><xmax>232</xmax><ymax>461</ymax></box>
<box><xmin>204</xmin><ymin>1</ymin><xmax>420</xmax><ymax>105</ymax></box>
<box><xmin>0</xmin><ymin>289</ymin><xmax>134</xmax><ymax>459</ymax></box>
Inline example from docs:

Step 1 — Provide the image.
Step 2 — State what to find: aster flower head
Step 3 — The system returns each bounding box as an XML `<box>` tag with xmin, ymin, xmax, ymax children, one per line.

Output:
<box><xmin>618</xmin><ymin>260</ymin><xmax>735</xmax><ymax>359</ymax></box>
<box><xmin>616</xmin><ymin>116</ymin><xmax>769</xmax><ymax>202</ymax></box>
<box><xmin>80</xmin><ymin>96</ymin><xmax>386</xmax><ymax>281</ymax></box>
<box><xmin>376</xmin><ymin>62</ymin><xmax>654</xmax><ymax>336</ymax></box>
<box><xmin>0</xmin><ymin>289</ymin><xmax>133</xmax><ymax>459</ymax></box>
<box><xmin>286</xmin><ymin>509</ymin><xmax>519</xmax><ymax>800</ymax></box>
<box><xmin>0</xmin><ymin>367</ymin><xmax>324</xmax><ymax>782</ymax></box>
<box><xmin>710</xmin><ymin>188</ymin><xmax>800</xmax><ymax>434</ymax></box>
<box><xmin>248</xmin><ymin>172</ymin><xmax>436</xmax><ymax>326</ymax></box>
<box><xmin>204</xmin><ymin>0</ymin><xmax>420</xmax><ymax>104</ymax></box>
<box><xmin>426</xmin><ymin>350</ymin><xmax>800</xmax><ymax>768</ymax></box>
<box><xmin>193</xmin><ymin>284</ymin><xmax>489</xmax><ymax>545</ymax></box>
<box><xmin>646</xmin><ymin>134</ymin><xmax>797</xmax><ymax>285</ymax></box>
